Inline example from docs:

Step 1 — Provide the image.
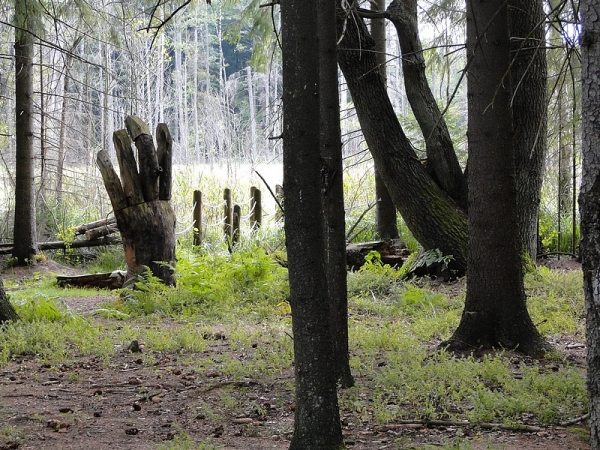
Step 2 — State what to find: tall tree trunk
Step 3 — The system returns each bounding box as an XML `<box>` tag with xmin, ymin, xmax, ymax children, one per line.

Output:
<box><xmin>445</xmin><ymin>0</ymin><xmax>548</xmax><ymax>357</ymax></box>
<box><xmin>281</xmin><ymin>1</ymin><xmax>344</xmax><ymax>448</ymax></box>
<box><xmin>579</xmin><ymin>2</ymin><xmax>600</xmax><ymax>447</ymax></box>
<box><xmin>387</xmin><ymin>0</ymin><xmax>466</xmax><ymax>206</ymax></box>
<box><xmin>193</xmin><ymin>8</ymin><xmax>200</xmax><ymax>161</ymax></box>
<box><xmin>320</xmin><ymin>0</ymin><xmax>354</xmax><ymax>389</ymax></box>
<box><xmin>13</xmin><ymin>0</ymin><xmax>38</xmax><ymax>265</ymax></box>
<box><xmin>372</xmin><ymin>0</ymin><xmax>399</xmax><ymax>239</ymax></box>
<box><xmin>510</xmin><ymin>0</ymin><xmax>548</xmax><ymax>260</ymax></box>
<box><xmin>336</xmin><ymin>6</ymin><xmax>468</xmax><ymax>273</ymax></box>
<box><xmin>246</xmin><ymin>66</ymin><xmax>257</xmax><ymax>163</ymax></box>
<box><xmin>57</xmin><ymin>36</ymin><xmax>82</xmax><ymax>207</ymax></box>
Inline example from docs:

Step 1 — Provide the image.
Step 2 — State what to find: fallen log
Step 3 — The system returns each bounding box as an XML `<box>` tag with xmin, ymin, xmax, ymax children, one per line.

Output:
<box><xmin>57</xmin><ymin>270</ymin><xmax>127</xmax><ymax>289</ymax></box>
<box><xmin>346</xmin><ymin>239</ymin><xmax>410</xmax><ymax>269</ymax></box>
<box><xmin>75</xmin><ymin>218</ymin><xmax>117</xmax><ymax>235</ymax></box>
<box><xmin>0</xmin><ymin>236</ymin><xmax>122</xmax><ymax>255</ymax></box>
<box><xmin>84</xmin><ymin>224</ymin><xmax>118</xmax><ymax>240</ymax></box>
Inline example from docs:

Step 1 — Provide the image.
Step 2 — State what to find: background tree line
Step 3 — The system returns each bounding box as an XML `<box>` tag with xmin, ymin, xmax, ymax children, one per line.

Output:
<box><xmin>0</xmin><ymin>0</ymin><xmax>581</xmax><ymax>256</ymax></box>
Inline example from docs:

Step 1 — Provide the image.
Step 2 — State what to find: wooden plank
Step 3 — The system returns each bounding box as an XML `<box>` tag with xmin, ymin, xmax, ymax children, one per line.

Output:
<box><xmin>96</xmin><ymin>150</ymin><xmax>127</xmax><ymax>211</ymax></box>
<box><xmin>113</xmin><ymin>129</ymin><xmax>144</xmax><ymax>206</ymax></box>
<box><xmin>156</xmin><ymin>123</ymin><xmax>173</xmax><ymax>200</ymax></box>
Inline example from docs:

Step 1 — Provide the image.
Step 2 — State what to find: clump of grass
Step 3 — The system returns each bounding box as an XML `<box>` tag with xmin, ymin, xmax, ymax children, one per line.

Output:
<box><xmin>526</xmin><ymin>266</ymin><xmax>584</xmax><ymax>336</ymax></box>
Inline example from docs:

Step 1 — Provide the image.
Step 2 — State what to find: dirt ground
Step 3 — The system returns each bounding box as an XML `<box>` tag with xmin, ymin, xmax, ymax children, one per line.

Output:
<box><xmin>0</xmin><ymin>257</ymin><xmax>591</xmax><ymax>450</ymax></box>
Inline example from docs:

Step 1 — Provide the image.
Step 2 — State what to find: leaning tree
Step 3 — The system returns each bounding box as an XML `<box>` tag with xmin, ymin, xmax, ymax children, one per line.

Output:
<box><xmin>336</xmin><ymin>0</ymin><xmax>549</xmax><ymax>355</ymax></box>
<box><xmin>336</xmin><ymin>0</ymin><xmax>547</xmax><ymax>273</ymax></box>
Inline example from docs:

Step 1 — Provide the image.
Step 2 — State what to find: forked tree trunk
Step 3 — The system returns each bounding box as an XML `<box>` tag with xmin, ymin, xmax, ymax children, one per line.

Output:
<box><xmin>97</xmin><ymin>117</ymin><xmax>176</xmax><ymax>286</ymax></box>
<box><xmin>336</xmin><ymin>8</ymin><xmax>468</xmax><ymax>272</ymax></box>
<box><xmin>387</xmin><ymin>0</ymin><xmax>466</xmax><ymax>206</ymax></box>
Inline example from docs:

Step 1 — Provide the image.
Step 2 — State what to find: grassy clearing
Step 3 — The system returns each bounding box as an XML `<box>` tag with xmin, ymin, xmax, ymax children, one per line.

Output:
<box><xmin>0</xmin><ymin>246</ymin><xmax>587</xmax><ymax>448</ymax></box>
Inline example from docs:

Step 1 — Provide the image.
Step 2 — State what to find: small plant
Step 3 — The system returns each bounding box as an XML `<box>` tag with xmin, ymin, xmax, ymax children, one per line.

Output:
<box><xmin>0</xmin><ymin>425</ymin><xmax>24</xmax><ymax>445</ymax></box>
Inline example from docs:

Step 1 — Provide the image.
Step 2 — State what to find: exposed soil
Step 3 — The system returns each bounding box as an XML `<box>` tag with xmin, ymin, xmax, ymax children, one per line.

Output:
<box><xmin>0</xmin><ymin>259</ymin><xmax>590</xmax><ymax>450</ymax></box>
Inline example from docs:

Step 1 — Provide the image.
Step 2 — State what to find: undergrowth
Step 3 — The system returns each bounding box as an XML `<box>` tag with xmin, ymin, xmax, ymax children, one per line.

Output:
<box><xmin>0</xmin><ymin>248</ymin><xmax>588</xmax><ymax>444</ymax></box>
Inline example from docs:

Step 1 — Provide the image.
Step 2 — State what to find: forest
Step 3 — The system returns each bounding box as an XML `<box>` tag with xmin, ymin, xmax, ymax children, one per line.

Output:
<box><xmin>0</xmin><ymin>0</ymin><xmax>598</xmax><ymax>449</ymax></box>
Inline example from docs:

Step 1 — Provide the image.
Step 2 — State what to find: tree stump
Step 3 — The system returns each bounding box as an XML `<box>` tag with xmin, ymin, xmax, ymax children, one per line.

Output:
<box><xmin>97</xmin><ymin>116</ymin><xmax>176</xmax><ymax>286</ymax></box>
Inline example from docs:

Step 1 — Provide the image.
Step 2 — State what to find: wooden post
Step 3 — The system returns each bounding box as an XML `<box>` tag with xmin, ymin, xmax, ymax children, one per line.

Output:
<box><xmin>156</xmin><ymin>123</ymin><xmax>173</xmax><ymax>201</ymax></box>
<box><xmin>250</xmin><ymin>186</ymin><xmax>257</xmax><ymax>230</ymax></box>
<box><xmin>223</xmin><ymin>188</ymin><xmax>233</xmax><ymax>240</ymax></box>
<box><xmin>193</xmin><ymin>190</ymin><xmax>202</xmax><ymax>246</ymax></box>
<box><xmin>253</xmin><ymin>188</ymin><xmax>262</xmax><ymax>230</ymax></box>
<box><xmin>97</xmin><ymin>116</ymin><xmax>176</xmax><ymax>286</ymax></box>
<box><xmin>232</xmin><ymin>204</ymin><xmax>241</xmax><ymax>246</ymax></box>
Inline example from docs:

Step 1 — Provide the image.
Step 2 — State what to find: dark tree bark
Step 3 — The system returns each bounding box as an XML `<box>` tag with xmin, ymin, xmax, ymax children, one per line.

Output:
<box><xmin>13</xmin><ymin>0</ymin><xmax>38</xmax><ymax>265</ymax></box>
<box><xmin>0</xmin><ymin>279</ymin><xmax>18</xmax><ymax>324</ymax></box>
<box><xmin>372</xmin><ymin>0</ymin><xmax>399</xmax><ymax>239</ymax></box>
<box><xmin>510</xmin><ymin>0</ymin><xmax>548</xmax><ymax>260</ymax></box>
<box><xmin>320</xmin><ymin>0</ymin><xmax>354</xmax><ymax>389</ymax></box>
<box><xmin>337</xmin><ymin>6</ymin><xmax>468</xmax><ymax>273</ymax></box>
<box><xmin>444</xmin><ymin>0</ymin><xmax>548</xmax><ymax>357</ymax></box>
<box><xmin>281</xmin><ymin>1</ymin><xmax>344</xmax><ymax>448</ymax></box>
<box><xmin>579</xmin><ymin>2</ymin><xmax>600</xmax><ymax>447</ymax></box>
<box><xmin>387</xmin><ymin>0</ymin><xmax>466</xmax><ymax>207</ymax></box>
<box><xmin>97</xmin><ymin>117</ymin><xmax>176</xmax><ymax>286</ymax></box>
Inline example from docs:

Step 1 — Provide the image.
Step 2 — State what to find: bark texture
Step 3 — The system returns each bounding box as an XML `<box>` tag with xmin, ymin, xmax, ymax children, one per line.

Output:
<box><xmin>97</xmin><ymin>118</ymin><xmax>176</xmax><ymax>286</ymax></box>
<box><xmin>282</xmin><ymin>1</ymin><xmax>344</xmax><ymax>448</ymax></box>
<box><xmin>13</xmin><ymin>0</ymin><xmax>38</xmax><ymax>265</ymax></box>
<box><xmin>510</xmin><ymin>0</ymin><xmax>548</xmax><ymax>259</ymax></box>
<box><xmin>372</xmin><ymin>0</ymin><xmax>399</xmax><ymax>239</ymax></box>
<box><xmin>320</xmin><ymin>0</ymin><xmax>354</xmax><ymax>389</ymax></box>
<box><xmin>337</xmin><ymin>6</ymin><xmax>468</xmax><ymax>273</ymax></box>
<box><xmin>580</xmin><ymin>2</ymin><xmax>600</xmax><ymax>447</ymax></box>
<box><xmin>445</xmin><ymin>0</ymin><xmax>548</xmax><ymax>357</ymax></box>
<box><xmin>0</xmin><ymin>279</ymin><xmax>18</xmax><ymax>324</ymax></box>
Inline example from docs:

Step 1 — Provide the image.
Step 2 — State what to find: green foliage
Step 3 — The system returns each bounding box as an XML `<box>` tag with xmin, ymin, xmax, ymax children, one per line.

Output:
<box><xmin>13</xmin><ymin>294</ymin><xmax>73</xmax><ymax>322</ymax></box>
<box><xmin>0</xmin><ymin>425</ymin><xmax>24</xmax><ymax>445</ymax></box>
<box><xmin>83</xmin><ymin>248</ymin><xmax>126</xmax><ymax>273</ymax></box>
<box><xmin>157</xmin><ymin>429</ymin><xmax>219</xmax><ymax>449</ymax></box>
<box><xmin>526</xmin><ymin>266</ymin><xmax>584</xmax><ymax>336</ymax></box>
<box><xmin>112</xmin><ymin>247</ymin><xmax>289</xmax><ymax>319</ymax></box>
<box><xmin>538</xmin><ymin>207</ymin><xmax>580</xmax><ymax>254</ymax></box>
<box><xmin>347</xmin><ymin>251</ymin><xmax>403</xmax><ymax>297</ymax></box>
<box><xmin>223</xmin><ymin>0</ymin><xmax>278</xmax><ymax>72</ymax></box>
